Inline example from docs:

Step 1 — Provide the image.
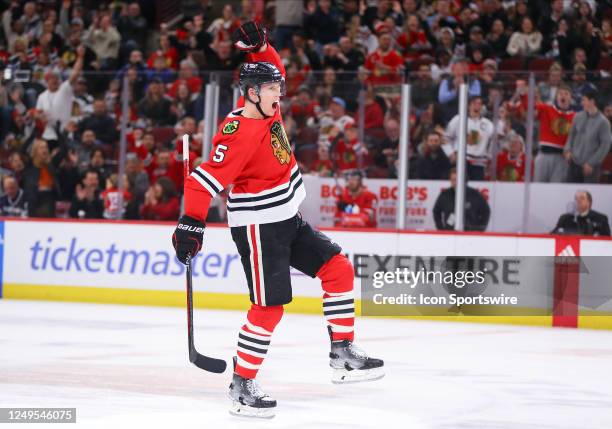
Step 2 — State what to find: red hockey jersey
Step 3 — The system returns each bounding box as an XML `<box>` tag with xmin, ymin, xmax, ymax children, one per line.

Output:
<box><xmin>184</xmin><ymin>46</ymin><xmax>305</xmax><ymax>227</ymax></box>
<box><xmin>520</xmin><ymin>96</ymin><xmax>575</xmax><ymax>150</ymax></box>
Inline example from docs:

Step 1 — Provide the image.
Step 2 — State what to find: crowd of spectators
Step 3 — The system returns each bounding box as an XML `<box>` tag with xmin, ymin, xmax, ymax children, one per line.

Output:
<box><xmin>0</xmin><ymin>0</ymin><xmax>610</xmax><ymax>221</ymax></box>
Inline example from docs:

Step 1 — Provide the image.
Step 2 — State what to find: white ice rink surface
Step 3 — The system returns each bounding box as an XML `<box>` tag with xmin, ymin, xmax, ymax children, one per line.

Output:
<box><xmin>1</xmin><ymin>300</ymin><xmax>612</xmax><ymax>429</ymax></box>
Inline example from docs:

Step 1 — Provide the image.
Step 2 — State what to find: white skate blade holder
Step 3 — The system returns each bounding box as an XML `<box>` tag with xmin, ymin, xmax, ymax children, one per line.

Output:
<box><xmin>229</xmin><ymin>400</ymin><xmax>275</xmax><ymax>419</ymax></box>
<box><xmin>331</xmin><ymin>367</ymin><xmax>385</xmax><ymax>384</ymax></box>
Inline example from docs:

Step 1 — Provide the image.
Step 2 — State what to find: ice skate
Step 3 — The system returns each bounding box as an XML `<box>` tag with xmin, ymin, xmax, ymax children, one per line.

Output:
<box><xmin>228</xmin><ymin>372</ymin><xmax>276</xmax><ymax>419</ymax></box>
<box><xmin>329</xmin><ymin>339</ymin><xmax>385</xmax><ymax>384</ymax></box>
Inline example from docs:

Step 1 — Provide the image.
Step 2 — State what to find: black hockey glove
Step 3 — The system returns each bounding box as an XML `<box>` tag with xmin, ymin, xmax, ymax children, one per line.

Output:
<box><xmin>234</xmin><ymin>21</ymin><xmax>267</xmax><ymax>52</ymax></box>
<box><xmin>172</xmin><ymin>215</ymin><xmax>205</xmax><ymax>264</ymax></box>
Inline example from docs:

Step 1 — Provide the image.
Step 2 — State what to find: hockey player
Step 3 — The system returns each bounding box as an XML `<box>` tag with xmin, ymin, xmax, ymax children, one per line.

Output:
<box><xmin>171</xmin><ymin>22</ymin><xmax>384</xmax><ymax>419</ymax></box>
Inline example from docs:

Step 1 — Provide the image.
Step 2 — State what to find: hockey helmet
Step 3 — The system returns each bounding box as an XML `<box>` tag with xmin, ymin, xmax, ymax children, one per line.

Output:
<box><xmin>239</xmin><ymin>62</ymin><xmax>285</xmax><ymax>97</ymax></box>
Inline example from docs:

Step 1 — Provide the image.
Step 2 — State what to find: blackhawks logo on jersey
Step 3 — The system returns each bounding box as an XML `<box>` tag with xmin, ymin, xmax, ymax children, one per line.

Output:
<box><xmin>222</xmin><ymin>120</ymin><xmax>240</xmax><ymax>135</ymax></box>
<box><xmin>551</xmin><ymin>117</ymin><xmax>571</xmax><ymax>136</ymax></box>
<box><xmin>270</xmin><ymin>121</ymin><xmax>291</xmax><ymax>165</ymax></box>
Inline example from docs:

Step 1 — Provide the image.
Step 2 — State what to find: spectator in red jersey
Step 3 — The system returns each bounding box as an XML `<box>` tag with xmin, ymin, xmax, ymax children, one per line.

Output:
<box><xmin>101</xmin><ymin>173</ymin><xmax>131</xmax><ymax>219</ymax></box>
<box><xmin>364</xmin><ymin>23</ymin><xmax>404</xmax><ymax>88</ymax></box>
<box><xmin>397</xmin><ymin>14</ymin><xmax>432</xmax><ymax>62</ymax></box>
<box><xmin>284</xmin><ymin>55</ymin><xmax>311</xmax><ymax>97</ymax></box>
<box><xmin>140</xmin><ymin>177</ymin><xmax>180</xmax><ymax>221</ymax></box>
<box><xmin>166</xmin><ymin>60</ymin><xmax>202</xmax><ymax>98</ymax></box>
<box><xmin>291</xmin><ymin>86</ymin><xmax>320</xmax><ymax>127</ymax></box>
<box><xmin>512</xmin><ymin>81</ymin><xmax>575</xmax><ymax>182</ymax></box>
<box><xmin>310</xmin><ymin>145</ymin><xmax>334</xmax><ymax>177</ymax></box>
<box><xmin>496</xmin><ymin>132</ymin><xmax>531</xmax><ymax>182</ymax></box>
<box><xmin>128</xmin><ymin>130</ymin><xmax>156</xmax><ymax>163</ymax></box>
<box><xmin>354</xmin><ymin>89</ymin><xmax>385</xmax><ymax>132</ymax></box>
<box><xmin>332</xmin><ymin>123</ymin><xmax>368</xmax><ymax>172</ymax></box>
<box><xmin>334</xmin><ymin>170</ymin><xmax>377</xmax><ymax>228</ymax></box>
<box><xmin>146</xmin><ymin>147</ymin><xmax>181</xmax><ymax>189</ymax></box>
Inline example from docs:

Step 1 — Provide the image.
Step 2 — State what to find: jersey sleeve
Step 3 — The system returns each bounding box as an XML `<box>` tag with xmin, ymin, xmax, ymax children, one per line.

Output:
<box><xmin>248</xmin><ymin>44</ymin><xmax>286</xmax><ymax>78</ymax></box>
<box><xmin>184</xmin><ymin>123</ymin><xmax>258</xmax><ymax>221</ymax></box>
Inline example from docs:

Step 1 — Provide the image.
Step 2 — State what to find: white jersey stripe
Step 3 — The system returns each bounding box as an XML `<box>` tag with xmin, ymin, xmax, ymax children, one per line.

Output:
<box><xmin>227</xmin><ymin>173</ymin><xmax>303</xmax><ymax>209</ymax></box>
<box><xmin>228</xmin><ymin>183</ymin><xmax>305</xmax><ymax>227</ymax></box>
<box><xmin>238</xmin><ymin>337</ymin><xmax>270</xmax><ymax>350</ymax></box>
<box><xmin>236</xmin><ymin>356</ymin><xmax>261</xmax><ymax>370</ymax></box>
<box><xmin>245</xmin><ymin>321</ymin><xmax>272</xmax><ymax>336</ymax></box>
<box><xmin>323</xmin><ymin>295</ymin><xmax>355</xmax><ymax>303</ymax></box>
<box><xmin>325</xmin><ymin>312</ymin><xmax>355</xmax><ymax>320</ymax></box>
<box><xmin>240</xmin><ymin>327</ymin><xmax>271</xmax><ymax>342</ymax></box>
<box><xmin>327</xmin><ymin>322</ymin><xmax>354</xmax><ymax>333</ymax></box>
<box><xmin>191</xmin><ymin>172</ymin><xmax>218</xmax><ymax>197</ymax></box>
<box><xmin>197</xmin><ymin>167</ymin><xmax>223</xmax><ymax>192</ymax></box>
<box><xmin>229</xmin><ymin>164</ymin><xmax>299</xmax><ymax>199</ymax></box>
<box><xmin>323</xmin><ymin>303</ymin><xmax>355</xmax><ymax>311</ymax></box>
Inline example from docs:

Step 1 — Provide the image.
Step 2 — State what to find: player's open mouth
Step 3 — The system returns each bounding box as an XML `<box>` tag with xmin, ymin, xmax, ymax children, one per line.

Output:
<box><xmin>272</xmin><ymin>102</ymin><xmax>278</xmax><ymax>109</ymax></box>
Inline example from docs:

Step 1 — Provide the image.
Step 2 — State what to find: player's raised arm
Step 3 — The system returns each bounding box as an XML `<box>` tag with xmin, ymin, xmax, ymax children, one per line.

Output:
<box><xmin>234</xmin><ymin>21</ymin><xmax>286</xmax><ymax>78</ymax></box>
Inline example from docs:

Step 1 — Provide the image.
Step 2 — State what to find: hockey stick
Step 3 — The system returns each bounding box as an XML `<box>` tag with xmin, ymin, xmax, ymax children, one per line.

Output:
<box><xmin>182</xmin><ymin>134</ymin><xmax>227</xmax><ymax>374</ymax></box>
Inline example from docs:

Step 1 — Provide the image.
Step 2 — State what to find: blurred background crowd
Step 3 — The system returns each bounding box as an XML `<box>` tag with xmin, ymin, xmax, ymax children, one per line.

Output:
<box><xmin>0</xmin><ymin>0</ymin><xmax>611</xmax><ymax>222</ymax></box>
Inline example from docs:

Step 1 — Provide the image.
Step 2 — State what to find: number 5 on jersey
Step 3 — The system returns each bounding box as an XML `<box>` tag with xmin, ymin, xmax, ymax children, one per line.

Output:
<box><xmin>213</xmin><ymin>144</ymin><xmax>228</xmax><ymax>163</ymax></box>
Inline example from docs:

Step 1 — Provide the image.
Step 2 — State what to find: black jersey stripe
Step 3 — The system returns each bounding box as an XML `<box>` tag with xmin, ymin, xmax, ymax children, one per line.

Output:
<box><xmin>237</xmin><ymin>341</ymin><xmax>268</xmax><ymax>355</ymax></box>
<box><xmin>228</xmin><ymin>169</ymin><xmax>300</xmax><ymax>204</ymax></box>
<box><xmin>323</xmin><ymin>308</ymin><xmax>355</xmax><ymax>316</ymax></box>
<box><xmin>323</xmin><ymin>299</ymin><xmax>355</xmax><ymax>307</ymax></box>
<box><xmin>192</xmin><ymin>169</ymin><xmax>222</xmax><ymax>194</ymax></box>
<box><xmin>238</xmin><ymin>333</ymin><xmax>271</xmax><ymax>346</ymax></box>
<box><xmin>226</xmin><ymin>178</ymin><xmax>303</xmax><ymax>212</ymax></box>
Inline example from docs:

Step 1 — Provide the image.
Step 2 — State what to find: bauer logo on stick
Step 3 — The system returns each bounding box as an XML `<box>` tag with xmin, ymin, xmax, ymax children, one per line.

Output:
<box><xmin>270</xmin><ymin>121</ymin><xmax>291</xmax><ymax>164</ymax></box>
<box><xmin>223</xmin><ymin>120</ymin><xmax>240</xmax><ymax>135</ymax></box>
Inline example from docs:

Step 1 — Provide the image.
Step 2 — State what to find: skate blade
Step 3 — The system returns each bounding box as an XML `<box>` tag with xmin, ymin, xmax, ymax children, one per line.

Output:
<box><xmin>229</xmin><ymin>400</ymin><xmax>275</xmax><ymax>419</ymax></box>
<box><xmin>331</xmin><ymin>367</ymin><xmax>385</xmax><ymax>384</ymax></box>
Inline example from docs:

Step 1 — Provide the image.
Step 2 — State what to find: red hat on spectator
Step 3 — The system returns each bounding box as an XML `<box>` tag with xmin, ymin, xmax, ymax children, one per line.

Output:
<box><xmin>374</xmin><ymin>22</ymin><xmax>391</xmax><ymax>36</ymax></box>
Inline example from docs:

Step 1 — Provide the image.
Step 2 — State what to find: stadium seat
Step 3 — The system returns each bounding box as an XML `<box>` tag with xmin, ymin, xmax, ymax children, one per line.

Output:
<box><xmin>528</xmin><ymin>58</ymin><xmax>555</xmax><ymax>73</ymax></box>
<box><xmin>597</xmin><ymin>57</ymin><xmax>612</xmax><ymax>72</ymax></box>
<box><xmin>152</xmin><ymin>127</ymin><xmax>176</xmax><ymax>145</ymax></box>
<box><xmin>499</xmin><ymin>57</ymin><xmax>527</xmax><ymax>72</ymax></box>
